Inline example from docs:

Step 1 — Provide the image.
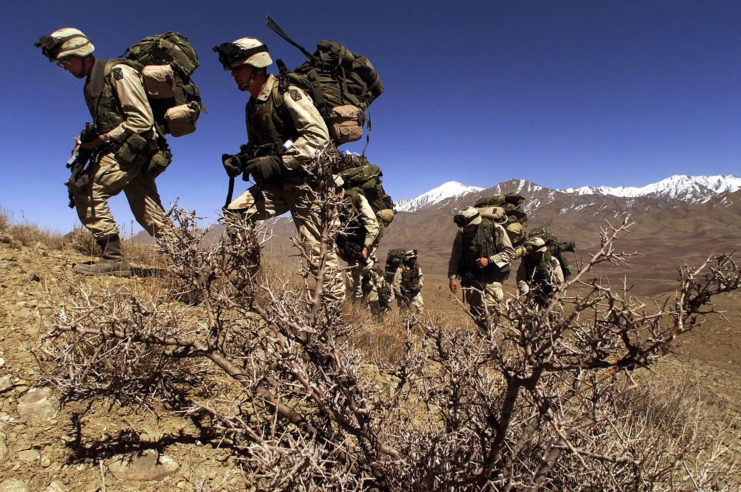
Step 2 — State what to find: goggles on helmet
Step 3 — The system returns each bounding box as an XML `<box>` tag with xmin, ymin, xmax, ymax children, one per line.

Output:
<box><xmin>212</xmin><ymin>42</ymin><xmax>269</xmax><ymax>70</ymax></box>
<box><xmin>35</xmin><ymin>35</ymin><xmax>64</xmax><ymax>61</ymax></box>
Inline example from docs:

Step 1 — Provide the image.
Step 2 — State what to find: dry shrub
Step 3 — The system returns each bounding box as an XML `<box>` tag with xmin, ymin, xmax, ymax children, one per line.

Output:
<box><xmin>63</xmin><ymin>225</ymin><xmax>99</xmax><ymax>255</ymax></box>
<box><xmin>0</xmin><ymin>209</ymin><xmax>9</xmax><ymax>233</ymax></box>
<box><xmin>39</xmin><ymin>152</ymin><xmax>741</xmax><ymax>490</ymax></box>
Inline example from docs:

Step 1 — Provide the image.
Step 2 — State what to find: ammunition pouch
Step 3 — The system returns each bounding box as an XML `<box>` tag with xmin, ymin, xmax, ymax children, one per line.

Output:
<box><xmin>115</xmin><ymin>132</ymin><xmax>156</xmax><ymax>167</ymax></box>
<box><xmin>144</xmin><ymin>148</ymin><xmax>172</xmax><ymax>178</ymax></box>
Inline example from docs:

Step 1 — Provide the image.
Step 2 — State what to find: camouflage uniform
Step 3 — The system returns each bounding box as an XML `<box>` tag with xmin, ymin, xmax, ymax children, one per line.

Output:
<box><xmin>76</xmin><ymin>60</ymin><xmax>170</xmax><ymax>240</ymax></box>
<box><xmin>337</xmin><ymin>191</ymin><xmax>381</xmax><ymax>302</ymax></box>
<box><xmin>393</xmin><ymin>254</ymin><xmax>424</xmax><ymax>313</ymax></box>
<box><xmin>517</xmin><ymin>249</ymin><xmax>564</xmax><ymax>307</ymax></box>
<box><xmin>448</xmin><ymin>209</ymin><xmax>515</xmax><ymax>327</ymax></box>
<box><xmin>225</xmin><ymin>73</ymin><xmax>345</xmax><ymax>301</ymax></box>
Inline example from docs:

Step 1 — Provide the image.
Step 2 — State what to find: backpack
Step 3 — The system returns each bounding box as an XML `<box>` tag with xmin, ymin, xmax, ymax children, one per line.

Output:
<box><xmin>340</xmin><ymin>156</ymin><xmax>395</xmax><ymax>225</ymax></box>
<box><xmin>384</xmin><ymin>248</ymin><xmax>407</xmax><ymax>284</ymax></box>
<box><xmin>122</xmin><ymin>32</ymin><xmax>205</xmax><ymax>137</ymax></box>
<box><xmin>527</xmin><ymin>226</ymin><xmax>576</xmax><ymax>279</ymax></box>
<box><xmin>267</xmin><ymin>17</ymin><xmax>383</xmax><ymax>146</ymax></box>
<box><xmin>475</xmin><ymin>193</ymin><xmax>528</xmax><ymax>245</ymax></box>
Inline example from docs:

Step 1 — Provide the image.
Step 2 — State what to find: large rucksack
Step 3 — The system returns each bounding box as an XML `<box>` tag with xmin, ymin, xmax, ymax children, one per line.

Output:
<box><xmin>474</xmin><ymin>193</ymin><xmax>528</xmax><ymax>246</ymax></box>
<box><xmin>122</xmin><ymin>32</ymin><xmax>205</xmax><ymax>137</ymax></box>
<box><xmin>384</xmin><ymin>248</ymin><xmax>407</xmax><ymax>284</ymax></box>
<box><xmin>267</xmin><ymin>17</ymin><xmax>383</xmax><ymax>146</ymax></box>
<box><xmin>340</xmin><ymin>155</ymin><xmax>395</xmax><ymax>225</ymax></box>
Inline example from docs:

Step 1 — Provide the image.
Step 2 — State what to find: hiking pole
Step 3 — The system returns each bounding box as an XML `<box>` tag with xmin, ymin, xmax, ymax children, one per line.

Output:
<box><xmin>265</xmin><ymin>16</ymin><xmax>316</xmax><ymax>62</ymax></box>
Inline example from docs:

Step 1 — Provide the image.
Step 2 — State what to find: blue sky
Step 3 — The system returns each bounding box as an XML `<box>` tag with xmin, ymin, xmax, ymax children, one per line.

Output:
<box><xmin>2</xmin><ymin>0</ymin><xmax>740</xmax><ymax>233</ymax></box>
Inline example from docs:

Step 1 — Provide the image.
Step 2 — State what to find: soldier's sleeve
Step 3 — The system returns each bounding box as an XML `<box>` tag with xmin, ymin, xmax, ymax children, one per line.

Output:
<box><xmin>417</xmin><ymin>267</ymin><xmax>424</xmax><ymax>288</ymax></box>
<box><xmin>107</xmin><ymin>64</ymin><xmax>155</xmax><ymax>141</ymax></box>
<box><xmin>550</xmin><ymin>257</ymin><xmax>565</xmax><ymax>284</ymax></box>
<box><xmin>489</xmin><ymin>225</ymin><xmax>515</xmax><ymax>268</ymax></box>
<box><xmin>281</xmin><ymin>85</ymin><xmax>331</xmax><ymax>170</ymax></box>
<box><xmin>357</xmin><ymin>195</ymin><xmax>380</xmax><ymax>247</ymax></box>
<box><xmin>447</xmin><ymin>231</ymin><xmax>463</xmax><ymax>279</ymax></box>
<box><xmin>391</xmin><ymin>267</ymin><xmax>402</xmax><ymax>294</ymax></box>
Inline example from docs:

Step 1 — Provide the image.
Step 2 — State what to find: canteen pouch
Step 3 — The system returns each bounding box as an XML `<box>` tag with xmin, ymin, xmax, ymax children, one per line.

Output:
<box><xmin>165</xmin><ymin>102</ymin><xmax>200</xmax><ymax>137</ymax></box>
<box><xmin>141</xmin><ymin>65</ymin><xmax>176</xmax><ymax>99</ymax></box>
<box><xmin>328</xmin><ymin>105</ymin><xmax>363</xmax><ymax>144</ymax></box>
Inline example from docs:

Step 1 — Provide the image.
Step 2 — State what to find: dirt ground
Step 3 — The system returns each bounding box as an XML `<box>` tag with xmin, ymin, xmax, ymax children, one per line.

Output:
<box><xmin>0</xmin><ymin>237</ymin><xmax>739</xmax><ymax>491</ymax></box>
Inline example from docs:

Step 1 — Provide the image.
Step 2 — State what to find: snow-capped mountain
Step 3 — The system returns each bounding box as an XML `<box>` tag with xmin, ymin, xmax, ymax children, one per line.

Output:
<box><xmin>560</xmin><ymin>174</ymin><xmax>741</xmax><ymax>203</ymax></box>
<box><xmin>395</xmin><ymin>181</ymin><xmax>484</xmax><ymax>212</ymax></box>
<box><xmin>396</xmin><ymin>175</ymin><xmax>741</xmax><ymax>213</ymax></box>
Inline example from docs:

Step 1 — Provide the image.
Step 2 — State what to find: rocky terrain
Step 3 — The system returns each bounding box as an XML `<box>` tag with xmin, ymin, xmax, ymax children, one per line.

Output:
<box><xmin>1</xmin><ymin>175</ymin><xmax>740</xmax><ymax>490</ymax></box>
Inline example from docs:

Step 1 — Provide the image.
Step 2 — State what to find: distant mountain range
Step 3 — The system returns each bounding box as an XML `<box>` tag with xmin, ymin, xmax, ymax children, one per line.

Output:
<box><xmin>396</xmin><ymin>174</ymin><xmax>741</xmax><ymax>213</ymax></box>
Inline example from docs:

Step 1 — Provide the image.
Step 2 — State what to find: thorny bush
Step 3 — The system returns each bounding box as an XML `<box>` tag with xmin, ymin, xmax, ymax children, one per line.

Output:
<box><xmin>41</xmin><ymin>150</ymin><xmax>740</xmax><ymax>490</ymax></box>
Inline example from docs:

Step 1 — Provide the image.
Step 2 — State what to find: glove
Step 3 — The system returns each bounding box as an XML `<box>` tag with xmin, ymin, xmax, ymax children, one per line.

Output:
<box><xmin>244</xmin><ymin>155</ymin><xmax>282</xmax><ymax>184</ymax></box>
<box><xmin>222</xmin><ymin>153</ymin><xmax>245</xmax><ymax>178</ymax></box>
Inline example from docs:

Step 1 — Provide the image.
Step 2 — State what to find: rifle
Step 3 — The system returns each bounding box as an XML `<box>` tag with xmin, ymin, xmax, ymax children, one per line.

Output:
<box><xmin>65</xmin><ymin>123</ymin><xmax>102</xmax><ymax>208</ymax></box>
<box><xmin>223</xmin><ymin>142</ymin><xmax>286</xmax><ymax>207</ymax></box>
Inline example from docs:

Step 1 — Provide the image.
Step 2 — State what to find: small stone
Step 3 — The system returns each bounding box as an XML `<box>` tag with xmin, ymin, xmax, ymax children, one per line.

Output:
<box><xmin>41</xmin><ymin>456</ymin><xmax>52</xmax><ymax>468</ymax></box>
<box><xmin>44</xmin><ymin>481</ymin><xmax>67</xmax><ymax>492</ymax></box>
<box><xmin>16</xmin><ymin>387</ymin><xmax>58</xmax><ymax>423</ymax></box>
<box><xmin>0</xmin><ymin>376</ymin><xmax>12</xmax><ymax>393</ymax></box>
<box><xmin>0</xmin><ymin>478</ymin><xmax>30</xmax><ymax>492</ymax></box>
<box><xmin>107</xmin><ymin>450</ymin><xmax>179</xmax><ymax>481</ymax></box>
<box><xmin>17</xmin><ymin>449</ymin><xmax>40</xmax><ymax>462</ymax></box>
<box><xmin>0</xmin><ymin>358</ymin><xmax>5</xmax><ymax>368</ymax></box>
<box><xmin>27</xmin><ymin>274</ymin><xmax>40</xmax><ymax>282</ymax></box>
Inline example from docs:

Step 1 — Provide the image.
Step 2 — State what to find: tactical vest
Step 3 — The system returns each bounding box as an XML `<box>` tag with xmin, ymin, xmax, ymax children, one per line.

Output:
<box><xmin>245</xmin><ymin>81</ymin><xmax>299</xmax><ymax>148</ymax></box>
<box><xmin>460</xmin><ymin>218</ymin><xmax>510</xmax><ymax>277</ymax></box>
<box><xmin>400</xmin><ymin>265</ymin><xmax>421</xmax><ymax>291</ymax></box>
<box><xmin>84</xmin><ymin>59</ymin><xmax>124</xmax><ymax>133</ymax></box>
<box><xmin>523</xmin><ymin>253</ymin><xmax>554</xmax><ymax>288</ymax></box>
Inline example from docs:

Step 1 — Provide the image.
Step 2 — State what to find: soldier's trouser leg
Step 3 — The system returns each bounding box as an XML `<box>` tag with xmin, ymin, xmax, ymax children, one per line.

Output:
<box><xmin>410</xmin><ymin>292</ymin><xmax>424</xmax><ymax>314</ymax></box>
<box><xmin>224</xmin><ymin>183</ymin><xmax>290</xmax><ymax>273</ymax></box>
<box><xmin>73</xmin><ymin>153</ymin><xmax>170</xmax><ymax>241</ymax></box>
<box><xmin>123</xmin><ymin>169</ymin><xmax>171</xmax><ymax>239</ymax></box>
<box><xmin>463</xmin><ymin>281</ymin><xmax>503</xmax><ymax>328</ymax></box>
<box><xmin>290</xmin><ymin>184</ymin><xmax>345</xmax><ymax>303</ymax></box>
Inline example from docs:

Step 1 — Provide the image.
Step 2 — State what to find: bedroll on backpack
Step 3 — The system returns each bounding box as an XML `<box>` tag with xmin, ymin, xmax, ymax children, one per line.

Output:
<box><xmin>384</xmin><ymin>248</ymin><xmax>407</xmax><ymax>283</ymax></box>
<box><xmin>267</xmin><ymin>17</ymin><xmax>383</xmax><ymax>145</ymax></box>
<box><xmin>123</xmin><ymin>32</ymin><xmax>205</xmax><ymax>137</ymax></box>
<box><xmin>340</xmin><ymin>155</ymin><xmax>395</xmax><ymax>225</ymax></box>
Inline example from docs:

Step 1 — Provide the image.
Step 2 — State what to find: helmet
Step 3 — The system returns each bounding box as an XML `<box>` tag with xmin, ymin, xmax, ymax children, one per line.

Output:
<box><xmin>213</xmin><ymin>37</ymin><xmax>271</xmax><ymax>70</ymax></box>
<box><xmin>453</xmin><ymin>206</ymin><xmax>482</xmax><ymax>227</ymax></box>
<box><xmin>526</xmin><ymin>236</ymin><xmax>547</xmax><ymax>253</ymax></box>
<box><xmin>403</xmin><ymin>249</ymin><xmax>417</xmax><ymax>261</ymax></box>
<box><xmin>35</xmin><ymin>28</ymin><xmax>94</xmax><ymax>61</ymax></box>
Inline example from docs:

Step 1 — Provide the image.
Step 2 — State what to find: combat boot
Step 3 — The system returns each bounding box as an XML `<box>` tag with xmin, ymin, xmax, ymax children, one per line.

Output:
<box><xmin>73</xmin><ymin>234</ymin><xmax>133</xmax><ymax>277</ymax></box>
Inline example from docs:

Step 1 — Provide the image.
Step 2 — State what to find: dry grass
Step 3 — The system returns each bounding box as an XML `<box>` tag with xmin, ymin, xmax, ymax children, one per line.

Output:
<box><xmin>3</xmin><ymin>201</ymin><xmax>738</xmax><ymax>490</ymax></box>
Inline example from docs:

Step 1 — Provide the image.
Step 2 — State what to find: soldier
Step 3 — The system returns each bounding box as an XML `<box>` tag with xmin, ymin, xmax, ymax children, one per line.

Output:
<box><xmin>35</xmin><ymin>28</ymin><xmax>172</xmax><ymax>277</ymax></box>
<box><xmin>213</xmin><ymin>37</ymin><xmax>344</xmax><ymax>301</ymax></box>
<box><xmin>335</xmin><ymin>185</ymin><xmax>382</xmax><ymax>309</ymax></box>
<box><xmin>392</xmin><ymin>250</ymin><xmax>424</xmax><ymax>314</ymax></box>
<box><xmin>516</xmin><ymin>236</ymin><xmax>564</xmax><ymax>306</ymax></box>
<box><xmin>448</xmin><ymin>206</ymin><xmax>515</xmax><ymax>328</ymax></box>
